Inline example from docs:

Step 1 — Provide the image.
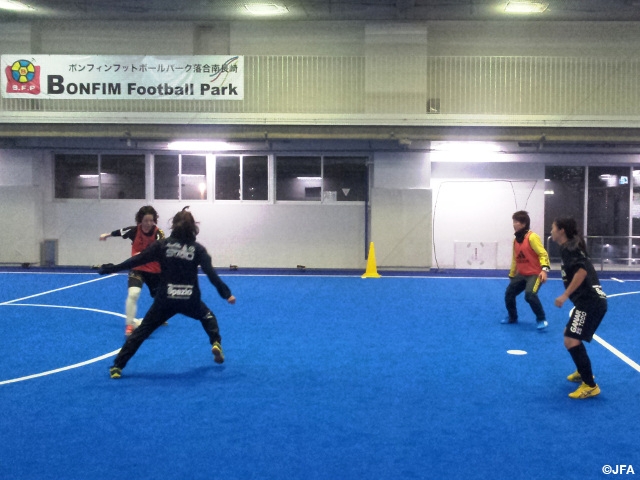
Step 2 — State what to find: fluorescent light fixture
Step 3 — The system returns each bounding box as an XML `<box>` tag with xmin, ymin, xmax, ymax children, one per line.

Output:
<box><xmin>79</xmin><ymin>173</ymin><xmax>108</xmax><ymax>178</ymax></box>
<box><xmin>431</xmin><ymin>141</ymin><xmax>503</xmax><ymax>153</ymax></box>
<box><xmin>297</xmin><ymin>176</ymin><xmax>322</xmax><ymax>181</ymax></box>
<box><xmin>167</xmin><ymin>141</ymin><xmax>232</xmax><ymax>151</ymax></box>
<box><xmin>0</xmin><ymin>0</ymin><xmax>34</xmax><ymax>11</ymax></box>
<box><xmin>504</xmin><ymin>1</ymin><xmax>548</xmax><ymax>14</ymax></box>
<box><xmin>430</xmin><ymin>142</ymin><xmax>506</xmax><ymax>163</ymax></box>
<box><xmin>544</xmin><ymin>190</ymin><xmax>554</xmax><ymax>195</ymax></box>
<box><xmin>244</xmin><ymin>3</ymin><xmax>288</xmax><ymax>15</ymax></box>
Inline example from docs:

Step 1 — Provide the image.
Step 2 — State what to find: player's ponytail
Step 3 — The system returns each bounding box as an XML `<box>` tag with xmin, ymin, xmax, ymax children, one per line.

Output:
<box><xmin>554</xmin><ymin>217</ymin><xmax>587</xmax><ymax>254</ymax></box>
<box><xmin>171</xmin><ymin>207</ymin><xmax>199</xmax><ymax>242</ymax></box>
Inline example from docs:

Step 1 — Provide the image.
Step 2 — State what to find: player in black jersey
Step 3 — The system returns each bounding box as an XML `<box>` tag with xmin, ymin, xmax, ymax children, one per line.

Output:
<box><xmin>551</xmin><ymin>217</ymin><xmax>607</xmax><ymax>399</ymax></box>
<box><xmin>99</xmin><ymin>207</ymin><xmax>236</xmax><ymax>379</ymax></box>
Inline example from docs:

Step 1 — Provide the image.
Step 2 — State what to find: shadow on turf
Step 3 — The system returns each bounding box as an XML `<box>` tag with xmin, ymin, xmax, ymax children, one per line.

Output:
<box><xmin>101</xmin><ymin>364</ymin><xmax>248</xmax><ymax>384</ymax></box>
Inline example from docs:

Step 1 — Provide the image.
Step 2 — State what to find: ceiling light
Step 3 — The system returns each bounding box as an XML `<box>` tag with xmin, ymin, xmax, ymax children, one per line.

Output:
<box><xmin>504</xmin><ymin>1</ymin><xmax>548</xmax><ymax>14</ymax></box>
<box><xmin>0</xmin><ymin>0</ymin><xmax>34</xmax><ymax>11</ymax></box>
<box><xmin>430</xmin><ymin>141</ymin><xmax>503</xmax><ymax>153</ymax></box>
<box><xmin>244</xmin><ymin>3</ymin><xmax>288</xmax><ymax>15</ymax></box>
<box><xmin>167</xmin><ymin>141</ymin><xmax>232</xmax><ymax>151</ymax></box>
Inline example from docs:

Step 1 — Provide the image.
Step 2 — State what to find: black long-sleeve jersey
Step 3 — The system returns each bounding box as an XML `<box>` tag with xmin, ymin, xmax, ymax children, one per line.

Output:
<box><xmin>105</xmin><ymin>236</ymin><xmax>232</xmax><ymax>304</ymax></box>
<box><xmin>560</xmin><ymin>240</ymin><xmax>606</xmax><ymax>307</ymax></box>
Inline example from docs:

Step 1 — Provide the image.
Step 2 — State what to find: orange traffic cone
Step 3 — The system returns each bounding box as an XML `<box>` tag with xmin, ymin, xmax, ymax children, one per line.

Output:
<box><xmin>362</xmin><ymin>242</ymin><xmax>381</xmax><ymax>278</ymax></box>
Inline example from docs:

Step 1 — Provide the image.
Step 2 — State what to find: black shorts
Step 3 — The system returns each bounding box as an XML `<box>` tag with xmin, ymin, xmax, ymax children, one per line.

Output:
<box><xmin>128</xmin><ymin>270</ymin><xmax>161</xmax><ymax>298</ymax></box>
<box><xmin>564</xmin><ymin>299</ymin><xmax>607</xmax><ymax>342</ymax></box>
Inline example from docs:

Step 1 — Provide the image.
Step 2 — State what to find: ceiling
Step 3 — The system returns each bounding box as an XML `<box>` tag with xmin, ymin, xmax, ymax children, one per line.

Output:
<box><xmin>3</xmin><ymin>0</ymin><xmax>640</xmax><ymax>23</ymax></box>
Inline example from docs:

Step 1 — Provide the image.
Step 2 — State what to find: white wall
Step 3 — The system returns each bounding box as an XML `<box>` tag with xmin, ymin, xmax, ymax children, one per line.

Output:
<box><xmin>430</xmin><ymin>160</ymin><xmax>545</xmax><ymax>270</ymax></box>
<box><xmin>5</xmin><ymin>18</ymin><xmax>640</xmax><ymax>58</ymax></box>
<box><xmin>0</xmin><ymin>150</ymin><xmax>42</xmax><ymax>264</ymax></box>
<box><xmin>3</xmin><ymin>147</ymin><xmax>640</xmax><ymax>270</ymax></box>
<box><xmin>231</xmin><ymin>22</ymin><xmax>366</xmax><ymax>55</ymax></box>
<box><xmin>426</xmin><ymin>21</ymin><xmax>640</xmax><ymax>57</ymax></box>
<box><xmin>370</xmin><ymin>151</ymin><xmax>431</xmax><ymax>268</ymax></box>
<box><xmin>0</xmin><ymin>149</ymin><xmax>34</xmax><ymax>186</ymax></box>
<box><xmin>0</xmin><ymin>186</ymin><xmax>42</xmax><ymax>264</ymax></box>
<box><xmin>40</xmin><ymin>199</ymin><xmax>365</xmax><ymax>268</ymax></box>
<box><xmin>26</xmin><ymin>149</ymin><xmax>365</xmax><ymax>268</ymax></box>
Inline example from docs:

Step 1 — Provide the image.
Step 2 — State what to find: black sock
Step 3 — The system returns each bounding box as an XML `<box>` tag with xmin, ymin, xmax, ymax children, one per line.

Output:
<box><xmin>568</xmin><ymin>343</ymin><xmax>596</xmax><ymax>387</ymax></box>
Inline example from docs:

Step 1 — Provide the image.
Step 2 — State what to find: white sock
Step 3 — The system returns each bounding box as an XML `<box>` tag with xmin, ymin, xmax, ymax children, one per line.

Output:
<box><xmin>125</xmin><ymin>286</ymin><xmax>142</xmax><ymax>326</ymax></box>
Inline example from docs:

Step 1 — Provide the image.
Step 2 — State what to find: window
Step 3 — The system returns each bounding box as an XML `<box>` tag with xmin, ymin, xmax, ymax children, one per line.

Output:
<box><xmin>276</xmin><ymin>155</ymin><xmax>368</xmax><ymax>202</ymax></box>
<box><xmin>215</xmin><ymin>155</ymin><xmax>268</xmax><ymax>201</ymax></box>
<box><xmin>632</xmin><ymin>167</ymin><xmax>640</xmax><ymax>236</ymax></box>
<box><xmin>276</xmin><ymin>156</ymin><xmax>322</xmax><ymax>201</ymax></box>
<box><xmin>54</xmin><ymin>153</ymin><xmax>145</xmax><ymax>199</ymax></box>
<box><xmin>587</xmin><ymin>166</ymin><xmax>630</xmax><ymax>265</ymax></box>
<box><xmin>154</xmin><ymin>154</ymin><xmax>207</xmax><ymax>200</ymax></box>
<box><xmin>100</xmin><ymin>155</ymin><xmax>145</xmax><ymax>199</ymax></box>
<box><xmin>322</xmin><ymin>156</ymin><xmax>368</xmax><ymax>202</ymax></box>
<box><xmin>55</xmin><ymin>154</ymin><xmax>99</xmax><ymax>199</ymax></box>
<box><xmin>544</xmin><ymin>166</ymin><xmax>585</xmax><ymax>262</ymax></box>
<box><xmin>242</xmin><ymin>156</ymin><xmax>268</xmax><ymax>200</ymax></box>
<box><xmin>154</xmin><ymin>155</ymin><xmax>179</xmax><ymax>199</ymax></box>
<box><xmin>215</xmin><ymin>156</ymin><xmax>240</xmax><ymax>200</ymax></box>
<box><xmin>181</xmin><ymin>155</ymin><xmax>207</xmax><ymax>200</ymax></box>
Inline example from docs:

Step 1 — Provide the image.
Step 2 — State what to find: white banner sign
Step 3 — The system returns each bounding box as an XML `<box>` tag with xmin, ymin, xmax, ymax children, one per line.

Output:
<box><xmin>1</xmin><ymin>55</ymin><xmax>244</xmax><ymax>100</ymax></box>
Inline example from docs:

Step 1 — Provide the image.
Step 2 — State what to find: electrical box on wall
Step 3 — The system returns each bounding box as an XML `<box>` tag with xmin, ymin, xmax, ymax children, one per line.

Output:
<box><xmin>40</xmin><ymin>239</ymin><xmax>58</xmax><ymax>267</ymax></box>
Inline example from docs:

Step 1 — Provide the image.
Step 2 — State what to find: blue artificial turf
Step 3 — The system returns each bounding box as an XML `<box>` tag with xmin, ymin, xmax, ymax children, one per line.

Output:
<box><xmin>0</xmin><ymin>272</ymin><xmax>638</xmax><ymax>479</ymax></box>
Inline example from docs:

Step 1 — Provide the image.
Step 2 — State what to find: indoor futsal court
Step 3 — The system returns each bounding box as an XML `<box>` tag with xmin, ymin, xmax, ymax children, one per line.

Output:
<box><xmin>1</xmin><ymin>268</ymin><xmax>638</xmax><ymax>479</ymax></box>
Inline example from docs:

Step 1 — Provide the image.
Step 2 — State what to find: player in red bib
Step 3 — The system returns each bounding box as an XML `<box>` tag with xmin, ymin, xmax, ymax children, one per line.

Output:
<box><xmin>99</xmin><ymin>206</ymin><xmax>165</xmax><ymax>336</ymax></box>
<box><xmin>503</xmin><ymin>210</ymin><xmax>551</xmax><ymax>330</ymax></box>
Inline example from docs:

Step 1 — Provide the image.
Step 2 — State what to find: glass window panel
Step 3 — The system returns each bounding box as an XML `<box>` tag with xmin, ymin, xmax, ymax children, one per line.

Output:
<box><xmin>632</xmin><ymin>168</ymin><xmax>640</xmax><ymax>236</ymax></box>
<box><xmin>631</xmin><ymin>168</ymin><xmax>640</xmax><ymax>265</ymax></box>
<box><xmin>100</xmin><ymin>154</ymin><xmax>145</xmax><ymax>199</ymax></box>
<box><xmin>215</xmin><ymin>156</ymin><xmax>240</xmax><ymax>200</ymax></box>
<box><xmin>323</xmin><ymin>156</ymin><xmax>368</xmax><ymax>202</ymax></box>
<box><xmin>276</xmin><ymin>156</ymin><xmax>321</xmax><ymax>201</ymax></box>
<box><xmin>587</xmin><ymin>166</ymin><xmax>630</xmax><ymax>236</ymax></box>
<box><xmin>54</xmin><ymin>154</ymin><xmax>99</xmax><ymax>199</ymax></box>
<box><xmin>181</xmin><ymin>155</ymin><xmax>207</xmax><ymax>200</ymax></box>
<box><xmin>544</xmin><ymin>166</ymin><xmax>585</xmax><ymax>261</ymax></box>
<box><xmin>154</xmin><ymin>155</ymin><xmax>179</xmax><ymax>200</ymax></box>
<box><xmin>242</xmin><ymin>155</ymin><xmax>268</xmax><ymax>201</ymax></box>
<box><xmin>587</xmin><ymin>166</ymin><xmax>630</xmax><ymax>265</ymax></box>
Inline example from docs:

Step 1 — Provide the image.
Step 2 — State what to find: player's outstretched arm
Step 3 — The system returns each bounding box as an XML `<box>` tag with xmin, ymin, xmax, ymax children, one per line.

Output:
<box><xmin>98</xmin><ymin>263</ymin><xmax>117</xmax><ymax>275</ymax></box>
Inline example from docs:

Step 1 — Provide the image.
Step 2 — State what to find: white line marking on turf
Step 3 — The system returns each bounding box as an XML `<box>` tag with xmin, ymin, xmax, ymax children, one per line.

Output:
<box><xmin>0</xmin><ymin>274</ymin><xmax>118</xmax><ymax>306</ymax></box>
<box><xmin>593</xmin><ymin>334</ymin><xmax>640</xmax><ymax>373</ymax></box>
<box><xmin>0</xmin><ymin>350</ymin><xmax>121</xmax><ymax>386</ymax></box>
<box><xmin>611</xmin><ymin>277</ymin><xmax>625</xmax><ymax>283</ymax></box>
<box><xmin>590</xmin><ymin>291</ymin><xmax>640</xmax><ymax>372</ymax></box>
<box><xmin>0</xmin><ymin>302</ymin><xmax>123</xmax><ymax>386</ymax></box>
<box><xmin>6</xmin><ymin>302</ymin><xmax>126</xmax><ymax>317</ymax></box>
<box><xmin>607</xmin><ymin>290</ymin><xmax>640</xmax><ymax>297</ymax></box>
